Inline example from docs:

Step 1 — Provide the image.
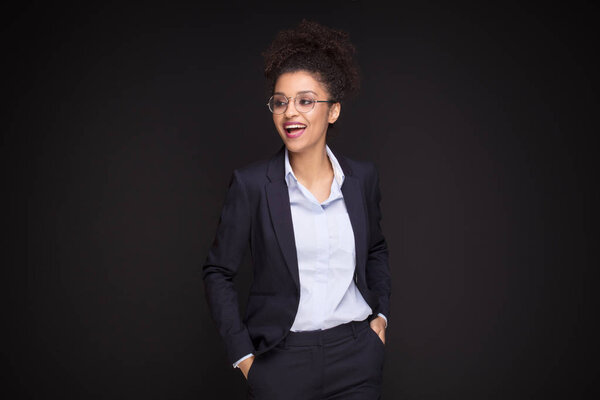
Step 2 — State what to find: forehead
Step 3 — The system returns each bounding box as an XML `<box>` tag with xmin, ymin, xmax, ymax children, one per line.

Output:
<box><xmin>274</xmin><ymin>71</ymin><xmax>328</xmax><ymax>96</ymax></box>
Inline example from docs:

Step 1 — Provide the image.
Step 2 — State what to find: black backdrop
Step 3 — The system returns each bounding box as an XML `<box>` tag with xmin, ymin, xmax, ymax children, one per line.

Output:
<box><xmin>3</xmin><ymin>1</ymin><xmax>598</xmax><ymax>398</ymax></box>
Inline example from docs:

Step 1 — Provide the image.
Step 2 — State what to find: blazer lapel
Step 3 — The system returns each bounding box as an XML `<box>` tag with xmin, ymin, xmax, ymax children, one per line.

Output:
<box><xmin>330</xmin><ymin>146</ymin><xmax>368</xmax><ymax>278</ymax></box>
<box><xmin>266</xmin><ymin>145</ymin><xmax>300</xmax><ymax>289</ymax></box>
<box><xmin>265</xmin><ymin>144</ymin><xmax>368</xmax><ymax>290</ymax></box>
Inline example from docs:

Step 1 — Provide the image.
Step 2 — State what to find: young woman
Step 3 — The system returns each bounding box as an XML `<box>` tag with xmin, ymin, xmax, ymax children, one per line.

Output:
<box><xmin>203</xmin><ymin>19</ymin><xmax>391</xmax><ymax>399</ymax></box>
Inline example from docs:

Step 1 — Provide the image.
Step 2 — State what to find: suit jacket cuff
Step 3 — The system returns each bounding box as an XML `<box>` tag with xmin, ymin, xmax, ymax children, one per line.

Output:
<box><xmin>225</xmin><ymin>327</ymin><xmax>256</xmax><ymax>366</ymax></box>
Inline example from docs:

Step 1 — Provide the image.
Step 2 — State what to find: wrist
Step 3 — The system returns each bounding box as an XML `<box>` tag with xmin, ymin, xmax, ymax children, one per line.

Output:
<box><xmin>376</xmin><ymin>313</ymin><xmax>388</xmax><ymax>328</ymax></box>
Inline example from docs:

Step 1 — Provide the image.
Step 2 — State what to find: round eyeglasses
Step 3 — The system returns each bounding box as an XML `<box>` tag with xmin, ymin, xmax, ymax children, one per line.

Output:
<box><xmin>267</xmin><ymin>94</ymin><xmax>336</xmax><ymax>114</ymax></box>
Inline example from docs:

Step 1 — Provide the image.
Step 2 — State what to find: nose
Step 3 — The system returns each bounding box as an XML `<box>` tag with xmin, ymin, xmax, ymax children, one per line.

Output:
<box><xmin>284</xmin><ymin>97</ymin><xmax>299</xmax><ymax>118</ymax></box>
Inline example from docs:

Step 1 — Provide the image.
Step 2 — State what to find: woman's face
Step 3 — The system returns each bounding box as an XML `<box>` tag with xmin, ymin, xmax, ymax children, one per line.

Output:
<box><xmin>272</xmin><ymin>70</ymin><xmax>340</xmax><ymax>154</ymax></box>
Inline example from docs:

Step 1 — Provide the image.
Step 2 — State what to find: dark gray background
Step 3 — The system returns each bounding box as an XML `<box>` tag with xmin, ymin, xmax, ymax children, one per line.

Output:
<box><xmin>3</xmin><ymin>1</ymin><xmax>598</xmax><ymax>398</ymax></box>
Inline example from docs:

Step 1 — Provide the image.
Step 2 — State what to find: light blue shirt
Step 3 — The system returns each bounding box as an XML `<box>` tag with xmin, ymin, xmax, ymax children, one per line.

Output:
<box><xmin>233</xmin><ymin>144</ymin><xmax>386</xmax><ymax>368</ymax></box>
<box><xmin>286</xmin><ymin>144</ymin><xmax>373</xmax><ymax>331</ymax></box>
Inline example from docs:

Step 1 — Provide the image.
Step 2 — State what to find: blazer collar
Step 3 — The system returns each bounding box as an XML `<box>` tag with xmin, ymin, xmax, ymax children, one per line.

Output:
<box><xmin>267</xmin><ymin>143</ymin><xmax>354</xmax><ymax>183</ymax></box>
<box><xmin>264</xmin><ymin>143</ymin><xmax>366</xmax><ymax>291</ymax></box>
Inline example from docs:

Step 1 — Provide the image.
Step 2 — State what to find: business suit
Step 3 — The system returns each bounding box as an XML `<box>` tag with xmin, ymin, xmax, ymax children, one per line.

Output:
<box><xmin>203</xmin><ymin>143</ymin><xmax>391</xmax><ymax>373</ymax></box>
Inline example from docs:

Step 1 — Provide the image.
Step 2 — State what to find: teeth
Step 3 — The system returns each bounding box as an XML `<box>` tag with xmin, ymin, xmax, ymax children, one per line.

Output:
<box><xmin>285</xmin><ymin>124</ymin><xmax>306</xmax><ymax>129</ymax></box>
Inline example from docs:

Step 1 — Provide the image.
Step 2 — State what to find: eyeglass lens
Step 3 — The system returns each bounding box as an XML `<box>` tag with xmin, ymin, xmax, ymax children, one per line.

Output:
<box><xmin>268</xmin><ymin>94</ymin><xmax>317</xmax><ymax>114</ymax></box>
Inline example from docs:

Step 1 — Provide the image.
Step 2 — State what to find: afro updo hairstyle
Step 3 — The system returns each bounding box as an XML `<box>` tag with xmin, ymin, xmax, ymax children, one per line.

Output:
<box><xmin>262</xmin><ymin>19</ymin><xmax>360</xmax><ymax>104</ymax></box>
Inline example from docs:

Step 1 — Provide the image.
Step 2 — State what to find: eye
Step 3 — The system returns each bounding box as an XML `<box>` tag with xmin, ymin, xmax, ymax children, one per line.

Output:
<box><xmin>271</xmin><ymin>96</ymin><xmax>288</xmax><ymax>107</ymax></box>
<box><xmin>298</xmin><ymin>97</ymin><xmax>315</xmax><ymax>106</ymax></box>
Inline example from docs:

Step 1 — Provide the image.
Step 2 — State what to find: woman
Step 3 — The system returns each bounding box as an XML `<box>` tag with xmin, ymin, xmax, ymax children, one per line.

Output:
<box><xmin>203</xmin><ymin>19</ymin><xmax>391</xmax><ymax>399</ymax></box>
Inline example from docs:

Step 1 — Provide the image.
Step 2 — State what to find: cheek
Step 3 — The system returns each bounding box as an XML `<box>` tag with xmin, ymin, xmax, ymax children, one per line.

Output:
<box><xmin>313</xmin><ymin>111</ymin><xmax>330</xmax><ymax>128</ymax></box>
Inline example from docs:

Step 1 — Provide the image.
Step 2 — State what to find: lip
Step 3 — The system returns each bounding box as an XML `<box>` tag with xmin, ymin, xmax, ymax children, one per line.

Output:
<box><xmin>283</xmin><ymin>121</ymin><xmax>307</xmax><ymax>138</ymax></box>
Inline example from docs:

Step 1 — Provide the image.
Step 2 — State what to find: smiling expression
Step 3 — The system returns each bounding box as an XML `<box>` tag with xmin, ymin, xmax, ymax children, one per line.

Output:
<box><xmin>272</xmin><ymin>71</ymin><xmax>340</xmax><ymax>154</ymax></box>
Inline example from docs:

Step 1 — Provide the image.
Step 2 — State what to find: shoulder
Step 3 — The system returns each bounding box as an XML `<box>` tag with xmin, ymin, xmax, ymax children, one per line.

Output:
<box><xmin>227</xmin><ymin>151</ymin><xmax>275</xmax><ymax>198</ymax></box>
<box><xmin>233</xmin><ymin>157</ymin><xmax>270</xmax><ymax>183</ymax></box>
<box><xmin>338</xmin><ymin>152</ymin><xmax>379</xmax><ymax>183</ymax></box>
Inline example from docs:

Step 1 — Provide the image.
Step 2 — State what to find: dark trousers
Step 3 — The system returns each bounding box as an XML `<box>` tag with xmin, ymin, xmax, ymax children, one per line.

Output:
<box><xmin>247</xmin><ymin>318</ymin><xmax>385</xmax><ymax>400</ymax></box>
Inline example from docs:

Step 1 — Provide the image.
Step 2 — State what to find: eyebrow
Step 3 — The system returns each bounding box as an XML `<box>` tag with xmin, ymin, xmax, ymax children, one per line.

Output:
<box><xmin>273</xmin><ymin>90</ymin><xmax>318</xmax><ymax>96</ymax></box>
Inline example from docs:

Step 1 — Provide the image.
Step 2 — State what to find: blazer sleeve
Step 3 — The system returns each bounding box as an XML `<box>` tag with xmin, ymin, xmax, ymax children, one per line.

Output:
<box><xmin>202</xmin><ymin>169</ymin><xmax>255</xmax><ymax>364</ymax></box>
<box><xmin>365</xmin><ymin>163</ymin><xmax>392</xmax><ymax>322</ymax></box>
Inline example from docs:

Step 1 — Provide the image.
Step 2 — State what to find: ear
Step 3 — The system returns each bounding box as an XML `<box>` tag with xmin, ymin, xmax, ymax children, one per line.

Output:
<box><xmin>328</xmin><ymin>102</ymin><xmax>341</xmax><ymax>124</ymax></box>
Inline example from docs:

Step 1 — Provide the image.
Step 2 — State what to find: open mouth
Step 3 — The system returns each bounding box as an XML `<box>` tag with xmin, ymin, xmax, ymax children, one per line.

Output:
<box><xmin>284</xmin><ymin>124</ymin><xmax>306</xmax><ymax>137</ymax></box>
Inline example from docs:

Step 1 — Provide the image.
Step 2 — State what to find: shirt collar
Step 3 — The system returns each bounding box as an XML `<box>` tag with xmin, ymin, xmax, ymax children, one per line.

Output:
<box><xmin>284</xmin><ymin>144</ymin><xmax>345</xmax><ymax>188</ymax></box>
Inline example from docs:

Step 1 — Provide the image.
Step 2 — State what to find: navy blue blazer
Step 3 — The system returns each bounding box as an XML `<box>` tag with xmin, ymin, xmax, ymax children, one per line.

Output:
<box><xmin>202</xmin><ymin>144</ymin><xmax>391</xmax><ymax>365</ymax></box>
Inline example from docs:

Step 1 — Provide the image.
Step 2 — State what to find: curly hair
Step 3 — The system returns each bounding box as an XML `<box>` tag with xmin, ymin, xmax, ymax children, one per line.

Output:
<box><xmin>262</xmin><ymin>19</ymin><xmax>360</xmax><ymax>103</ymax></box>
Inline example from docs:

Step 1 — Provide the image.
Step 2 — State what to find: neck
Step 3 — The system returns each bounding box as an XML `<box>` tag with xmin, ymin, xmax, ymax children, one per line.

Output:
<box><xmin>288</xmin><ymin>142</ymin><xmax>333</xmax><ymax>185</ymax></box>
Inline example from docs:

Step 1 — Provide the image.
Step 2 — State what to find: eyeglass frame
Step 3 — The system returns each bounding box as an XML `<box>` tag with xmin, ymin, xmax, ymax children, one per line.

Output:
<box><xmin>266</xmin><ymin>94</ymin><xmax>337</xmax><ymax>114</ymax></box>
